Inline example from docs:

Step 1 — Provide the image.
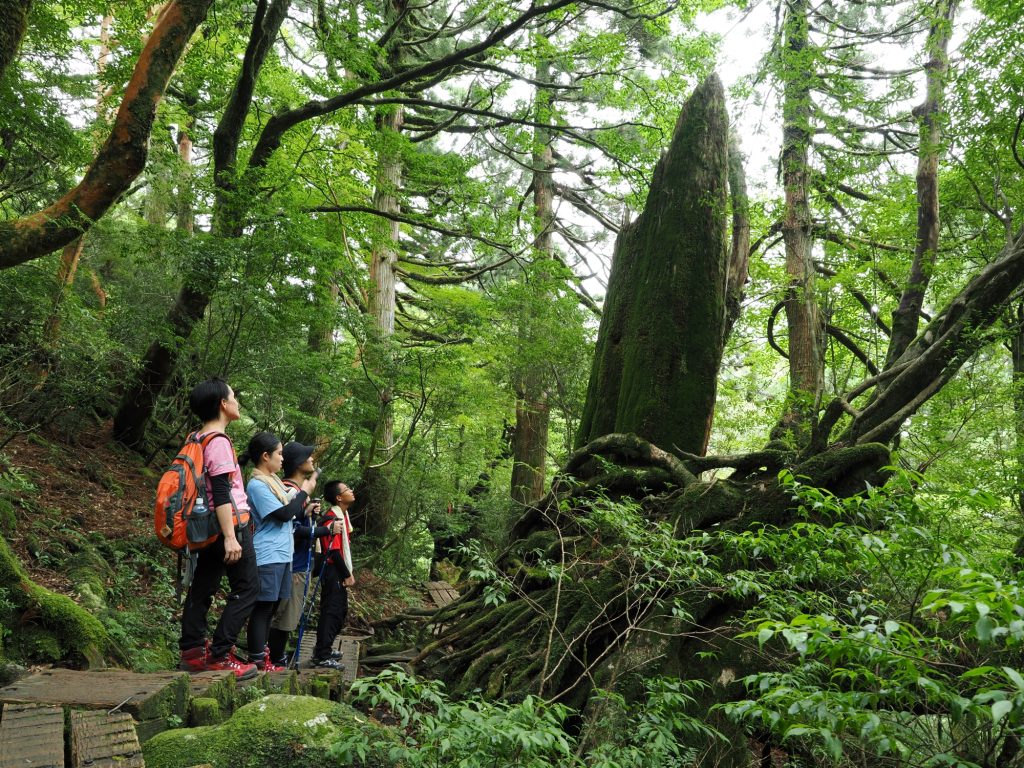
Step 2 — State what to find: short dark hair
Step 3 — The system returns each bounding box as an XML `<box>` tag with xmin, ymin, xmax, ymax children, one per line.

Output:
<box><xmin>324</xmin><ymin>480</ymin><xmax>347</xmax><ymax>504</ymax></box>
<box><xmin>189</xmin><ymin>378</ymin><xmax>231</xmax><ymax>422</ymax></box>
<box><xmin>239</xmin><ymin>431</ymin><xmax>280</xmax><ymax>467</ymax></box>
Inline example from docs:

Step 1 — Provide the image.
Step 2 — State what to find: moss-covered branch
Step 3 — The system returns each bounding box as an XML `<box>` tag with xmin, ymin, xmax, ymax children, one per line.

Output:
<box><xmin>0</xmin><ymin>536</ymin><xmax>123</xmax><ymax>667</ymax></box>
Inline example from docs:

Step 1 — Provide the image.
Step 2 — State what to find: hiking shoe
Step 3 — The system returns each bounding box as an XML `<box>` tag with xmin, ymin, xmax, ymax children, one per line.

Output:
<box><xmin>310</xmin><ymin>657</ymin><xmax>343</xmax><ymax>670</ymax></box>
<box><xmin>252</xmin><ymin>652</ymin><xmax>287</xmax><ymax>673</ymax></box>
<box><xmin>258</xmin><ymin>658</ymin><xmax>288</xmax><ymax>672</ymax></box>
<box><xmin>206</xmin><ymin>651</ymin><xmax>258</xmax><ymax>679</ymax></box>
<box><xmin>178</xmin><ymin>645</ymin><xmax>207</xmax><ymax>673</ymax></box>
<box><xmin>329</xmin><ymin>650</ymin><xmax>343</xmax><ymax>660</ymax></box>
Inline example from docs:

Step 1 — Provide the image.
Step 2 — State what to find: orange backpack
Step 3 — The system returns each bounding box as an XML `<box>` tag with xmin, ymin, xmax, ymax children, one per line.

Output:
<box><xmin>154</xmin><ymin>432</ymin><xmax>224</xmax><ymax>551</ymax></box>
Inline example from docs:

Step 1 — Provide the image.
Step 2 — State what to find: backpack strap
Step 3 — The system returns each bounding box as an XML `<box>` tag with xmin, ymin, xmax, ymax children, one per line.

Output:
<box><xmin>194</xmin><ymin>430</ymin><xmax>247</xmax><ymax>531</ymax></box>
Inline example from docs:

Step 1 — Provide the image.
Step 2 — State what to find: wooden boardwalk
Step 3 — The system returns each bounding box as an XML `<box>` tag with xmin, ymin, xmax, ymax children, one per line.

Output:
<box><xmin>0</xmin><ymin>649</ymin><xmax>362</xmax><ymax>766</ymax></box>
<box><xmin>292</xmin><ymin>632</ymin><xmax>361</xmax><ymax>684</ymax></box>
<box><xmin>426</xmin><ymin>580</ymin><xmax>460</xmax><ymax>608</ymax></box>
<box><xmin>69</xmin><ymin>710</ymin><xmax>144</xmax><ymax>768</ymax></box>
<box><xmin>0</xmin><ymin>703</ymin><xmax>65</xmax><ymax>768</ymax></box>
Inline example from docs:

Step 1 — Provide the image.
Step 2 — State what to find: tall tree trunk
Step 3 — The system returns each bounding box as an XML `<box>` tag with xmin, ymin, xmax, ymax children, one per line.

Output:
<box><xmin>0</xmin><ymin>0</ymin><xmax>32</xmax><ymax>82</ymax></box>
<box><xmin>510</xmin><ymin>56</ymin><xmax>555</xmax><ymax>506</ymax></box>
<box><xmin>576</xmin><ymin>75</ymin><xmax>731</xmax><ymax>456</ymax></box>
<box><xmin>360</xmin><ymin>0</ymin><xmax>408</xmax><ymax>538</ymax></box>
<box><xmin>0</xmin><ymin>0</ymin><xmax>215</xmax><ymax>268</ymax></box>
<box><xmin>175</xmin><ymin>121</ymin><xmax>195</xmax><ymax>234</ymax></box>
<box><xmin>1012</xmin><ymin>305</ymin><xmax>1024</xmax><ymax>557</ymax></box>
<box><xmin>884</xmin><ymin>0</ymin><xmax>958</xmax><ymax>368</ymax></box>
<box><xmin>724</xmin><ymin>131</ymin><xmax>750</xmax><ymax>345</ymax></box>
<box><xmin>775</xmin><ymin>0</ymin><xmax>824</xmax><ymax>443</ymax></box>
<box><xmin>112</xmin><ymin>0</ymin><xmax>291</xmax><ymax>449</ymax></box>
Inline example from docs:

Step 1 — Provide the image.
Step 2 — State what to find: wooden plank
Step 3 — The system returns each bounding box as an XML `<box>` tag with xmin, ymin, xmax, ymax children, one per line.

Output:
<box><xmin>337</xmin><ymin>636</ymin><xmax>360</xmax><ymax>683</ymax></box>
<box><xmin>426</xmin><ymin>581</ymin><xmax>459</xmax><ymax>608</ymax></box>
<box><xmin>0</xmin><ymin>670</ymin><xmax>189</xmax><ymax>722</ymax></box>
<box><xmin>69</xmin><ymin>710</ymin><xmax>144</xmax><ymax>768</ymax></box>
<box><xmin>0</xmin><ymin>703</ymin><xmax>65</xmax><ymax>768</ymax></box>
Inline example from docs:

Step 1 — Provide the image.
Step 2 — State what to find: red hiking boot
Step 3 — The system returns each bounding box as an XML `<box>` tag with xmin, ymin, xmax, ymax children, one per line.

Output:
<box><xmin>257</xmin><ymin>645</ymin><xmax>287</xmax><ymax>672</ymax></box>
<box><xmin>205</xmin><ymin>650</ymin><xmax>257</xmax><ymax>679</ymax></box>
<box><xmin>178</xmin><ymin>645</ymin><xmax>207</xmax><ymax>673</ymax></box>
<box><xmin>257</xmin><ymin>656</ymin><xmax>287</xmax><ymax>672</ymax></box>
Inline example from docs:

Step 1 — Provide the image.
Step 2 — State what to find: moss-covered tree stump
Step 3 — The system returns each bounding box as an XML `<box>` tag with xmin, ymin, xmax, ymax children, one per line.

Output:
<box><xmin>0</xmin><ymin>535</ymin><xmax>122</xmax><ymax>667</ymax></box>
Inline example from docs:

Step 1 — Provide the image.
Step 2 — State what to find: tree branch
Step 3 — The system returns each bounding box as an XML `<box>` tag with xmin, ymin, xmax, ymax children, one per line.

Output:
<box><xmin>0</xmin><ymin>0</ymin><xmax>216</xmax><ymax>268</ymax></box>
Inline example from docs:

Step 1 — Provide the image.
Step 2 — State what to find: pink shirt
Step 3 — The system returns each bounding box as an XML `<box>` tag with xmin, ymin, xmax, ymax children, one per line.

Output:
<box><xmin>198</xmin><ymin>432</ymin><xmax>250</xmax><ymax>523</ymax></box>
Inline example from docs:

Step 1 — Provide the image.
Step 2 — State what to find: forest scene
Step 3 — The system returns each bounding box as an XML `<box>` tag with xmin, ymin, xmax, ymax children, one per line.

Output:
<box><xmin>3</xmin><ymin>0</ymin><xmax>1024</xmax><ymax>765</ymax></box>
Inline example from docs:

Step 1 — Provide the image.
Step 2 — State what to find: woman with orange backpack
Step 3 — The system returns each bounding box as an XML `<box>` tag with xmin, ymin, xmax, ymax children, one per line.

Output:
<box><xmin>177</xmin><ymin>378</ymin><xmax>259</xmax><ymax>680</ymax></box>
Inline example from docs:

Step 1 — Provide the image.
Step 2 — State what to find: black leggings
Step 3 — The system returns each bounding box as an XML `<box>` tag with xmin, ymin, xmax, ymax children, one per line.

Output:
<box><xmin>179</xmin><ymin>528</ymin><xmax>258</xmax><ymax>659</ymax></box>
<box><xmin>246</xmin><ymin>600</ymin><xmax>278</xmax><ymax>659</ymax></box>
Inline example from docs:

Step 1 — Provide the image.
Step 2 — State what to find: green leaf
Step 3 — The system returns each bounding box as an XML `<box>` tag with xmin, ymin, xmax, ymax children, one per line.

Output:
<box><xmin>992</xmin><ymin>700</ymin><xmax>1013</xmax><ymax>723</ymax></box>
<box><xmin>976</xmin><ymin>615</ymin><xmax>994</xmax><ymax>643</ymax></box>
<box><xmin>1004</xmin><ymin>667</ymin><xmax>1024</xmax><ymax>691</ymax></box>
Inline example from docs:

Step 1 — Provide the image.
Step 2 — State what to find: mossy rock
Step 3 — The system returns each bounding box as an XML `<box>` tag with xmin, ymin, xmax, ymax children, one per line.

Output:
<box><xmin>143</xmin><ymin>694</ymin><xmax>401</xmax><ymax>768</ymax></box>
<box><xmin>189</xmin><ymin>697</ymin><xmax>225</xmax><ymax>726</ymax></box>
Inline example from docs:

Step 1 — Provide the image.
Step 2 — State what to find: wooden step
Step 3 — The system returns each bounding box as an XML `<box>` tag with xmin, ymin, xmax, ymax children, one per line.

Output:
<box><xmin>0</xmin><ymin>703</ymin><xmax>64</xmax><ymax>768</ymax></box>
<box><xmin>292</xmin><ymin>632</ymin><xmax>361</xmax><ymax>682</ymax></box>
<box><xmin>0</xmin><ymin>669</ymin><xmax>189</xmax><ymax>722</ymax></box>
<box><xmin>426</xmin><ymin>581</ymin><xmax>460</xmax><ymax>608</ymax></box>
<box><xmin>69</xmin><ymin>710</ymin><xmax>144</xmax><ymax>768</ymax></box>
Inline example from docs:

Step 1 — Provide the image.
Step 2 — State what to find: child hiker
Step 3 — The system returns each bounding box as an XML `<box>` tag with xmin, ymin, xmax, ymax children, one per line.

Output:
<box><xmin>310</xmin><ymin>480</ymin><xmax>356</xmax><ymax>669</ymax></box>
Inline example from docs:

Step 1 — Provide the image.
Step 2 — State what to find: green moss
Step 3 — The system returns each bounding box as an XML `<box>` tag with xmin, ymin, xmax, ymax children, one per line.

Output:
<box><xmin>189</xmin><ymin>697</ymin><xmax>224</xmax><ymax>726</ymax></box>
<box><xmin>143</xmin><ymin>694</ymin><xmax>400</xmax><ymax>768</ymax></box>
<box><xmin>0</xmin><ymin>535</ymin><xmax>120</xmax><ymax>667</ymax></box>
<box><xmin>308</xmin><ymin>678</ymin><xmax>330</xmax><ymax>699</ymax></box>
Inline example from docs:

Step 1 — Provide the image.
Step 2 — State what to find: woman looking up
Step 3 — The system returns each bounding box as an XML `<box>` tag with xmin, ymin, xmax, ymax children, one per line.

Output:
<box><xmin>241</xmin><ymin>431</ymin><xmax>316</xmax><ymax>671</ymax></box>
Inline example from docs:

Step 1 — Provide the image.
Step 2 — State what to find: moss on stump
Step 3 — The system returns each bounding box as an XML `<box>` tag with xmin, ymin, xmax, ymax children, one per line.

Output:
<box><xmin>143</xmin><ymin>694</ymin><xmax>400</xmax><ymax>768</ymax></box>
<box><xmin>0</xmin><ymin>535</ymin><xmax>121</xmax><ymax>667</ymax></box>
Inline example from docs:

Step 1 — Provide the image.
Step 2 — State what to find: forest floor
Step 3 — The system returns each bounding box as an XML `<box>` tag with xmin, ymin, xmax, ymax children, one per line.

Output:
<box><xmin>1</xmin><ymin>421</ymin><xmax>425</xmax><ymax>664</ymax></box>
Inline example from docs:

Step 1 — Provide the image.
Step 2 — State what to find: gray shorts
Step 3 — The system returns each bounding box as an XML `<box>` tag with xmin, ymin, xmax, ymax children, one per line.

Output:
<box><xmin>257</xmin><ymin>562</ymin><xmax>292</xmax><ymax>602</ymax></box>
<box><xmin>270</xmin><ymin>572</ymin><xmax>310</xmax><ymax>631</ymax></box>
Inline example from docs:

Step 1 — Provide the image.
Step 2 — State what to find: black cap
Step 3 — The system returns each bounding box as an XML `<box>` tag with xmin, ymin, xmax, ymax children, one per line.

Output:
<box><xmin>282</xmin><ymin>442</ymin><xmax>315</xmax><ymax>476</ymax></box>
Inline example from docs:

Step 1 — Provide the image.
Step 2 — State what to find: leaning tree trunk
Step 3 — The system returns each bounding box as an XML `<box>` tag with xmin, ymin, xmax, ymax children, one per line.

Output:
<box><xmin>0</xmin><ymin>0</ymin><xmax>215</xmax><ymax>268</ymax></box>
<box><xmin>884</xmin><ymin>0</ymin><xmax>958</xmax><ymax>368</ymax></box>
<box><xmin>576</xmin><ymin>74</ymin><xmax>730</xmax><ymax>457</ymax></box>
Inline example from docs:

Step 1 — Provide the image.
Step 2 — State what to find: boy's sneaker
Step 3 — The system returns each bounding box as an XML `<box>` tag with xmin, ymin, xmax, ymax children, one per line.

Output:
<box><xmin>329</xmin><ymin>650</ymin><xmax>343</xmax><ymax>660</ymax></box>
<box><xmin>310</xmin><ymin>657</ymin><xmax>343</xmax><ymax>670</ymax></box>
<box><xmin>206</xmin><ymin>650</ymin><xmax>258</xmax><ymax>679</ymax></box>
<box><xmin>178</xmin><ymin>645</ymin><xmax>207</xmax><ymax>673</ymax></box>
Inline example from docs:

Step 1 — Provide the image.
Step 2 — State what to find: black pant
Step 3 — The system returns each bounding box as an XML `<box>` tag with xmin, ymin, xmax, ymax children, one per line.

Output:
<box><xmin>247</xmin><ymin>600</ymin><xmax>278</xmax><ymax>658</ymax></box>
<box><xmin>179</xmin><ymin>527</ymin><xmax>258</xmax><ymax>658</ymax></box>
<box><xmin>313</xmin><ymin>565</ymin><xmax>347</xmax><ymax>660</ymax></box>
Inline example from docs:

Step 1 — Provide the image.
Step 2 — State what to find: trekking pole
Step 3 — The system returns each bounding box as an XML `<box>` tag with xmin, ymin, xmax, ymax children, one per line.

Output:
<box><xmin>291</xmin><ymin>556</ymin><xmax>329</xmax><ymax>669</ymax></box>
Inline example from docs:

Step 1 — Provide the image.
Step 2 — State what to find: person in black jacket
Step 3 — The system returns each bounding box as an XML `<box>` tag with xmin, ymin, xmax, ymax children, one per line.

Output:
<box><xmin>267</xmin><ymin>442</ymin><xmax>341</xmax><ymax>666</ymax></box>
<box><xmin>310</xmin><ymin>479</ymin><xmax>356</xmax><ymax>669</ymax></box>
